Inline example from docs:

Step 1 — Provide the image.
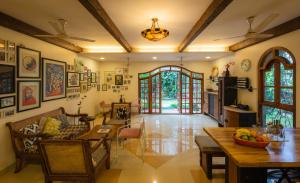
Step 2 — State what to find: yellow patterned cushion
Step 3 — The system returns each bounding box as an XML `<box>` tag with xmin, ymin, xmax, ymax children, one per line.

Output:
<box><xmin>42</xmin><ymin>117</ymin><xmax>62</xmax><ymax>135</ymax></box>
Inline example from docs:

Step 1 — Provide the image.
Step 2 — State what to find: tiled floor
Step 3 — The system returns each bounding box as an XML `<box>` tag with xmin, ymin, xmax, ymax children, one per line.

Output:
<box><xmin>0</xmin><ymin>114</ymin><xmax>225</xmax><ymax>183</ymax></box>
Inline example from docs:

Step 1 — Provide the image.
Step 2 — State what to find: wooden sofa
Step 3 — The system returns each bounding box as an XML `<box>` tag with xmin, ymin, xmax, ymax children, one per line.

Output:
<box><xmin>6</xmin><ymin>107</ymin><xmax>90</xmax><ymax>173</ymax></box>
<box><xmin>38</xmin><ymin>139</ymin><xmax>110</xmax><ymax>183</ymax></box>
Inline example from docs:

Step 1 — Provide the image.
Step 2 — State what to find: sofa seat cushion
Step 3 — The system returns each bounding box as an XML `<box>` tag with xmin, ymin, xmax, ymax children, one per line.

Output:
<box><xmin>51</xmin><ymin>124</ymin><xmax>88</xmax><ymax>140</ymax></box>
<box><xmin>19</xmin><ymin>123</ymin><xmax>40</xmax><ymax>153</ymax></box>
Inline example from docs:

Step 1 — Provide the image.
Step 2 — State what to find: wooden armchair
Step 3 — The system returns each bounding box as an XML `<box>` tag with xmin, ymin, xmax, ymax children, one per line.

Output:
<box><xmin>102</xmin><ymin>102</ymin><xmax>131</xmax><ymax>126</ymax></box>
<box><xmin>6</xmin><ymin>107</ymin><xmax>89</xmax><ymax>173</ymax></box>
<box><xmin>38</xmin><ymin>139</ymin><xmax>110</xmax><ymax>183</ymax></box>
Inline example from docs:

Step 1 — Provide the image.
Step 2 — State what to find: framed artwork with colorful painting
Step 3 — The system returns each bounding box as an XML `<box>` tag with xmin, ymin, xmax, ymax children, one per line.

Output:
<box><xmin>17</xmin><ymin>46</ymin><xmax>41</xmax><ymax>78</ymax></box>
<box><xmin>42</xmin><ymin>58</ymin><xmax>66</xmax><ymax>102</ymax></box>
<box><xmin>67</xmin><ymin>72</ymin><xmax>80</xmax><ymax>87</ymax></box>
<box><xmin>17</xmin><ymin>80</ymin><xmax>41</xmax><ymax>112</ymax></box>
<box><xmin>0</xmin><ymin>64</ymin><xmax>15</xmax><ymax>94</ymax></box>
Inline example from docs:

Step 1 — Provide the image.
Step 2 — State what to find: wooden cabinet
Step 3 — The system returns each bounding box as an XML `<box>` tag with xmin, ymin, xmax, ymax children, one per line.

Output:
<box><xmin>204</xmin><ymin>91</ymin><xmax>219</xmax><ymax>121</ymax></box>
<box><xmin>223</xmin><ymin>106</ymin><xmax>256</xmax><ymax>127</ymax></box>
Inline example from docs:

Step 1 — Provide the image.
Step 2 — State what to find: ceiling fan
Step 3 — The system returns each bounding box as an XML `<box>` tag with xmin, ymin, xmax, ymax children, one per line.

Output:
<box><xmin>214</xmin><ymin>14</ymin><xmax>278</xmax><ymax>41</ymax></box>
<box><xmin>34</xmin><ymin>19</ymin><xmax>95</xmax><ymax>42</ymax></box>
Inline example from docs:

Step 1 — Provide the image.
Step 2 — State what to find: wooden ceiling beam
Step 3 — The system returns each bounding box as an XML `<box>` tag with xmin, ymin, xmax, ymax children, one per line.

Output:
<box><xmin>0</xmin><ymin>12</ymin><xmax>83</xmax><ymax>53</ymax></box>
<box><xmin>78</xmin><ymin>0</ymin><xmax>132</xmax><ymax>53</ymax></box>
<box><xmin>178</xmin><ymin>0</ymin><xmax>233</xmax><ymax>52</ymax></box>
<box><xmin>229</xmin><ymin>16</ymin><xmax>300</xmax><ymax>52</ymax></box>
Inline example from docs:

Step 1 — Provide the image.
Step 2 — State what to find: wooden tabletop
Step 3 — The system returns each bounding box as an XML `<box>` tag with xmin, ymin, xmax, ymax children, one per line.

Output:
<box><xmin>204</xmin><ymin>127</ymin><xmax>300</xmax><ymax>167</ymax></box>
<box><xmin>78</xmin><ymin>125</ymin><xmax>116</xmax><ymax>141</ymax></box>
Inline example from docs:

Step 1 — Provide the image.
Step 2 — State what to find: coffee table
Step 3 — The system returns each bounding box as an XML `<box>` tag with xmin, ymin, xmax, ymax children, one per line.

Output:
<box><xmin>78</xmin><ymin>125</ymin><xmax>116</xmax><ymax>141</ymax></box>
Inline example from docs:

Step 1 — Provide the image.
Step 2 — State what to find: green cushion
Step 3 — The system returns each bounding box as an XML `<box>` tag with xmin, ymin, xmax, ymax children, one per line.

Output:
<box><xmin>42</xmin><ymin>117</ymin><xmax>62</xmax><ymax>136</ymax></box>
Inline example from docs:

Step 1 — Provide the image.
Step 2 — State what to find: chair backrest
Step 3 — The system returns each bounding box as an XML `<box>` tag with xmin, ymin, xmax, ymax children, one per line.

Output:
<box><xmin>38</xmin><ymin>140</ymin><xmax>94</xmax><ymax>176</ymax></box>
<box><xmin>111</xmin><ymin>102</ymin><xmax>131</xmax><ymax>119</ymax></box>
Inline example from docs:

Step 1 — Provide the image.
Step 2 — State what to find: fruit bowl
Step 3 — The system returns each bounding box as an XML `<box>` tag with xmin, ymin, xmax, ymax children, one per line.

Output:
<box><xmin>233</xmin><ymin>133</ymin><xmax>270</xmax><ymax>148</ymax></box>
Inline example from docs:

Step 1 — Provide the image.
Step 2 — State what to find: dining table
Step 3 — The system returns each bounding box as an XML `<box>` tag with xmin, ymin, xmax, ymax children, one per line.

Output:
<box><xmin>204</xmin><ymin>127</ymin><xmax>300</xmax><ymax>183</ymax></box>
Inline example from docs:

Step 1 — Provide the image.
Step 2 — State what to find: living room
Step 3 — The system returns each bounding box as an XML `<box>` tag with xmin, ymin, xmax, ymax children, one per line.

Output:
<box><xmin>0</xmin><ymin>0</ymin><xmax>299</xmax><ymax>183</ymax></box>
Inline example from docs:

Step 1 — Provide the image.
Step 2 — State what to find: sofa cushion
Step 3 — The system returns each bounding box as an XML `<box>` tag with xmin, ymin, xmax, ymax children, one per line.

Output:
<box><xmin>43</xmin><ymin>117</ymin><xmax>62</xmax><ymax>136</ymax></box>
<box><xmin>56</xmin><ymin>114</ymin><xmax>69</xmax><ymax>129</ymax></box>
<box><xmin>19</xmin><ymin>123</ymin><xmax>40</xmax><ymax>153</ymax></box>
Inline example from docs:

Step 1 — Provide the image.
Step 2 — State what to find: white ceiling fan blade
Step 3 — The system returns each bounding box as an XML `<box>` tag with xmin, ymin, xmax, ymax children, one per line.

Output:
<box><xmin>214</xmin><ymin>35</ymin><xmax>245</xmax><ymax>41</ymax></box>
<box><xmin>34</xmin><ymin>34</ymin><xmax>58</xmax><ymax>38</ymax></box>
<box><xmin>67</xmin><ymin>36</ymin><xmax>95</xmax><ymax>42</ymax></box>
<box><xmin>245</xmin><ymin>33</ymin><xmax>273</xmax><ymax>39</ymax></box>
<box><xmin>49</xmin><ymin>21</ymin><xmax>64</xmax><ymax>34</ymax></box>
<box><xmin>253</xmin><ymin>13</ymin><xmax>279</xmax><ymax>33</ymax></box>
<box><xmin>57</xmin><ymin>19</ymin><xmax>67</xmax><ymax>35</ymax></box>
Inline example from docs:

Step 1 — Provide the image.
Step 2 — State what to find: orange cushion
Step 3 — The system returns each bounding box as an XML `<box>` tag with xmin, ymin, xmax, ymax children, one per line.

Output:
<box><xmin>119</xmin><ymin>128</ymin><xmax>141</xmax><ymax>138</ymax></box>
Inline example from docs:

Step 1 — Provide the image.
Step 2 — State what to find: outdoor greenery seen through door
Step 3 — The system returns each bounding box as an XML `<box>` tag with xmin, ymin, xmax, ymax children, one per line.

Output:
<box><xmin>138</xmin><ymin>65</ymin><xmax>204</xmax><ymax>114</ymax></box>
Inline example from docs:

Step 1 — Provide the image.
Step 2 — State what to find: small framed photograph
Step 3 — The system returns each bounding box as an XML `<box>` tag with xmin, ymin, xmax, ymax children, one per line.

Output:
<box><xmin>4</xmin><ymin>109</ymin><xmax>15</xmax><ymax>117</ymax></box>
<box><xmin>80</xmin><ymin>73</ymin><xmax>85</xmax><ymax>81</ymax></box>
<box><xmin>87</xmin><ymin>77</ymin><xmax>91</xmax><ymax>86</ymax></box>
<box><xmin>115</xmin><ymin>75</ymin><xmax>123</xmax><ymax>85</ymax></box>
<box><xmin>67</xmin><ymin>72</ymin><xmax>80</xmax><ymax>87</ymax></box>
<box><xmin>7</xmin><ymin>41</ymin><xmax>16</xmax><ymax>64</ymax></box>
<box><xmin>17</xmin><ymin>46</ymin><xmax>41</xmax><ymax>78</ymax></box>
<box><xmin>107</xmin><ymin>85</ymin><xmax>111</xmax><ymax>90</ymax></box>
<box><xmin>0</xmin><ymin>96</ymin><xmax>15</xmax><ymax>109</ymax></box>
<box><xmin>17</xmin><ymin>80</ymin><xmax>41</xmax><ymax>112</ymax></box>
<box><xmin>97</xmin><ymin>84</ymin><xmax>101</xmax><ymax>91</ymax></box>
<box><xmin>124</xmin><ymin>80</ymin><xmax>127</xmax><ymax>84</ymax></box>
<box><xmin>0</xmin><ymin>39</ymin><xmax>6</xmax><ymax>63</ymax></box>
<box><xmin>102</xmin><ymin>84</ymin><xmax>107</xmax><ymax>91</ymax></box>
<box><xmin>91</xmin><ymin>72</ymin><xmax>96</xmax><ymax>83</ymax></box>
<box><xmin>127</xmin><ymin>80</ymin><xmax>131</xmax><ymax>84</ymax></box>
<box><xmin>0</xmin><ymin>64</ymin><xmax>15</xmax><ymax>94</ymax></box>
<box><xmin>115</xmin><ymin>68</ymin><xmax>123</xmax><ymax>75</ymax></box>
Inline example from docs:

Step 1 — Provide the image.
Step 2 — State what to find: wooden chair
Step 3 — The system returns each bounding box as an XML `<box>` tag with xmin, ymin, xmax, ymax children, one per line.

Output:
<box><xmin>117</xmin><ymin>119</ymin><xmax>146</xmax><ymax>161</ymax></box>
<box><xmin>102</xmin><ymin>102</ymin><xmax>131</xmax><ymax>126</ymax></box>
<box><xmin>195</xmin><ymin>135</ymin><xmax>226</xmax><ymax>179</ymax></box>
<box><xmin>38</xmin><ymin>139</ymin><xmax>110</xmax><ymax>183</ymax></box>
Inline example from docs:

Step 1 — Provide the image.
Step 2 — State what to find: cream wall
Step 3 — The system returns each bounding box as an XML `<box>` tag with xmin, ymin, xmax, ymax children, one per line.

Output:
<box><xmin>98</xmin><ymin>61</ymin><xmax>213</xmax><ymax>112</ymax></box>
<box><xmin>212</xmin><ymin>29</ymin><xmax>300</xmax><ymax>127</ymax></box>
<box><xmin>0</xmin><ymin>26</ymin><xmax>101</xmax><ymax>171</ymax></box>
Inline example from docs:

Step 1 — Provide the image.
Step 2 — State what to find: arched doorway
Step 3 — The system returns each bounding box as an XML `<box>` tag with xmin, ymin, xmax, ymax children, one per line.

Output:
<box><xmin>138</xmin><ymin>65</ymin><xmax>204</xmax><ymax>114</ymax></box>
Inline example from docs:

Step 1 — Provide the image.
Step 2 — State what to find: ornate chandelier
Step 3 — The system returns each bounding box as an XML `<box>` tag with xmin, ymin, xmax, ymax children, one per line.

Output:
<box><xmin>141</xmin><ymin>18</ymin><xmax>169</xmax><ymax>41</ymax></box>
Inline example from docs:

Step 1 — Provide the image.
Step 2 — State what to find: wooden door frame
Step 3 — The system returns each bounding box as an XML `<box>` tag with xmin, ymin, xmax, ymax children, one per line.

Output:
<box><xmin>138</xmin><ymin>65</ymin><xmax>204</xmax><ymax>114</ymax></box>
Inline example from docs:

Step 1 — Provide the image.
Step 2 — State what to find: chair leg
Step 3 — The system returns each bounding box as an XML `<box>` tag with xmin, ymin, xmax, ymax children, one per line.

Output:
<box><xmin>140</xmin><ymin>138</ymin><xmax>144</xmax><ymax>163</ymax></box>
<box><xmin>106</xmin><ymin>155</ymin><xmax>110</xmax><ymax>169</ymax></box>
<box><xmin>14</xmin><ymin>157</ymin><xmax>23</xmax><ymax>173</ymax></box>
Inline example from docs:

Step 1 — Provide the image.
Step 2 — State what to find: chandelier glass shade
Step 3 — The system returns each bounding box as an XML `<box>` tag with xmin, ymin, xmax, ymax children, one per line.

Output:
<box><xmin>141</xmin><ymin>18</ymin><xmax>169</xmax><ymax>41</ymax></box>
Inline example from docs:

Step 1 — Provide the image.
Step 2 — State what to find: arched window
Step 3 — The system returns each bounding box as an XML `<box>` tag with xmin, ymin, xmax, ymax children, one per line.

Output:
<box><xmin>258</xmin><ymin>47</ymin><xmax>296</xmax><ymax>128</ymax></box>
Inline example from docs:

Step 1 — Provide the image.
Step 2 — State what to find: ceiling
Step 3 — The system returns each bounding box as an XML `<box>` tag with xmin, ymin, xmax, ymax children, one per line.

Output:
<box><xmin>0</xmin><ymin>0</ymin><xmax>299</xmax><ymax>62</ymax></box>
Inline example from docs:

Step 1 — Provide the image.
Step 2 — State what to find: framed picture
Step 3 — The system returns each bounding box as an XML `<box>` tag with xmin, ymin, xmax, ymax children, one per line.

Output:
<box><xmin>0</xmin><ymin>39</ymin><xmax>6</xmax><ymax>63</ymax></box>
<box><xmin>0</xmin><ymin>64</ymin><xmax>15</xmax><ymax>94</ymax></box>
<box><xmin>0</xmin><ymin>96</ymin><xmax>15</xmax><ymax>109</ymax></box>
<box><xmin>80</xmin><ymin>73</ymin><xmax>85</xmax><ymax>81</ymax></box>
<box><xmin>42</xmin><ymin>58</ymin><xmax>66</xmax><ymax>102</ymax></box>
<box><xmin>115</xmin><ymin>68</ymin><xmax>123</xmax><ymax>75</ymax></box>
<box><xmin>104</xmin><ymin>71</ymin><xmax>115</xmax><ymax>85</ymax></box>
<box><xmin>67</xmin><ymin>72</ymin><xmax>80</xmax><ymax>87</ymax></box>
<box><xmin>17</xmin><ymin>46</ymin><xmax>41</xmax><ymax>78</ymax></box>
<box><xmin>97</xmin><ymin>84</ymin><xmax>100</xmax><ymax>91</ymax></box>
<box><xmin>7</xmin><ymin>41</ymin><xmax>16</xmax><ymax>64</ymax></box>
<box><xmin>102</xmin><ymin>84</ymin><xmax>107</xmax><ymax>91</ymax></box>
<box><xmin>115</xmin><ymin>75</ymin><xmax>123</xmax><ymax>85</ymax></box>
<box><xmin>17</xmin><ymin>80</ymin><xmax>41</xmax><ymax>112</ymax></box>
<box><xmin>87</xmin><ymin>77</ymin><xmax>91</xmax><ymax>86</ymax></box>
<box><xmin>91</xmin><ymin>72</ymin><xmax>96</xmax><ymax>83</ymax></box>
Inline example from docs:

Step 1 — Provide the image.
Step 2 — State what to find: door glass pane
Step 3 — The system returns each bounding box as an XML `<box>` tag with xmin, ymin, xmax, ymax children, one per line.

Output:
<box><xmin>262</xmin><ymin>105</ymin><xmax>294</xmax><ymax>128</ymax></box>
<box><xmin>264</xmin><ymin>87</ymin><xmax>274</xmax><ymax>102</ymax></box>
<box><xmin>181</xmin><ymin>74</ymin><xmax>190</xmax><ymax>114</ymax></box>
<box><xmin>264</xmin><ymin>65</ymin><xmax>274</xmax><ymax>86</ymax></box>
<box><xmin>280</xmin><ymin>63</ymin><xmax>293</xmax><ymax>87</ymax></box>
<box><xmin>151</xmin><ymin>75</ymin><xmax>160</xmax><ymax>113</ymax></box>
<box><xmin>192</xmin><ymin>79</ymin><xmax>202</xmax><ymax>113</ymax></box>
<box><xmin>140</xmin><ymin>79</ymin><xmax>149</xmax><ymax>113</ymax></box>
<box><xmin>280</xmin><ymin>88</ymin><xmax>293</xmax><ymax>105</ymax></box>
